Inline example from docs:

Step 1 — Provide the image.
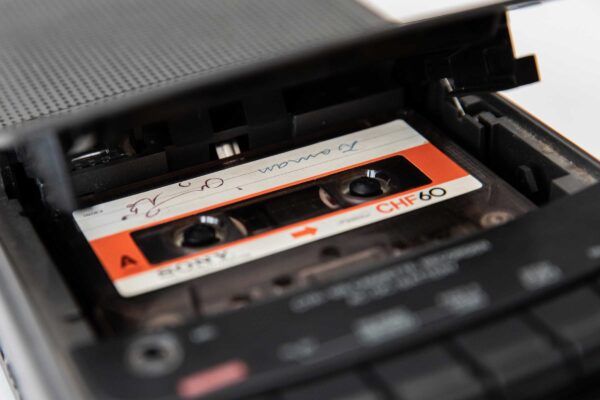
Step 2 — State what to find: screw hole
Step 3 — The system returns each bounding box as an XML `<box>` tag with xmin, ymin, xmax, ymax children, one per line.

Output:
<box><xmin>231</xmin><ymin>294</ymin><xmax>252</xmax><ymax>306</ymax></box>
<box><xmin>127</xmin><ymin>334</ymin><xmax>183</xmax><ymax>377</ymax></box>
<box><xmin>273</xmin><ymin>275</ymin><xmax>293</xmax><ymax>288</ymax></box>
<box><xmin>321</xmin><ymin>246</ymin><xmax>341</xmax><ymax>259</ymax></box>
<box><xmin>142</xmin><ymin>346</ymin><xmax>166</xmax><ymax>361</ymax></box>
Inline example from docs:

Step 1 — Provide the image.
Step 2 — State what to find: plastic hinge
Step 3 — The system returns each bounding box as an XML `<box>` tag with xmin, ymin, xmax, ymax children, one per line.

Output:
<box><xmin>425</xmin><ymin>30</ymin><xmax>539</xmax><ymax>95</ymax></box>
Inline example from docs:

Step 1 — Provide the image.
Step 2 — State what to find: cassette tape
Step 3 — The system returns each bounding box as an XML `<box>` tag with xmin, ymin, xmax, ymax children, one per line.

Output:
<box><xmin>74</xmin><ymin>120</ymin><xmax>482</xmax><ymax>297</ymax></box>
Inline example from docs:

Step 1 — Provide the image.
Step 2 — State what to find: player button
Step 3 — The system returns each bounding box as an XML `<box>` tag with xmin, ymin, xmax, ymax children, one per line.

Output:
<box><xmin>282</xmin><ymin>372</ymin><xmax>381</xmax><ymax>400</ymax></box>
<box><xmin>177</xmin><ymin>360</ymin><xmax>248</xmax><ymax>399</ymax></box>
<box><xmin>244</xmin><ymin>396</ymin><xmax>277</xmax><ymax>400</ymax></box>
<box><xmin>532</xmin><ymin>287</ymin><xmax>600</xmax><ymax>374</ymax></box>
<box><xmin>456</xmin><ymin>317</ymin><xmax>574</xmax><ymax>399</ymax></box>
<box><xmin>371</xmin><ymin>345</ymin><xmax>486</xmax><ymax>400</ymax></box>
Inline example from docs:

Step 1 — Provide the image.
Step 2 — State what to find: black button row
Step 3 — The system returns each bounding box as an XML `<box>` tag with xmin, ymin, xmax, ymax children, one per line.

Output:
<box><xmin>251</xmin><ymin>286</ymin><xmax>600</xmax><ymax>400</ymax></box>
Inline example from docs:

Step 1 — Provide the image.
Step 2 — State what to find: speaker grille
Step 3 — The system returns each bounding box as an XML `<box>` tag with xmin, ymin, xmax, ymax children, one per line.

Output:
<box><xmin>0</xmin><ymin>0</ymin><xmax>385</xmax><ymax>129</ymax></box>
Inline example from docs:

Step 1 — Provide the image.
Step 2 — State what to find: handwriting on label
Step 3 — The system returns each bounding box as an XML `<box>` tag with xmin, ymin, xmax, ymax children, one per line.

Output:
<box><xmin>258</xmin><ymin>141</ymin><xmax>358</xmax><ymax>174</ymax></box>
<box><xmin>122</xmin><ymin>178</ymin><xmax>225</xmax><ymax>220</ymax></box>
<box><xmin>120</xmin><ymin>140</ymin><xmax>359</xmax><ymax>220</ymax></box>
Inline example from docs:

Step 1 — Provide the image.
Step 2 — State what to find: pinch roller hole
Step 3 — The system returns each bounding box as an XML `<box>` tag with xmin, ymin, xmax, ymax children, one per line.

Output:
<box><xmin>177</xmin><ymin>215</ymin><xmax>224</xmax><ymax>248</ymax></box>
<box><xmin>349</xmin><ymin>176</ymin><xmax>383</xmax><ymax>197</ymax></box>
<box><xmin>181</xmin><ymin>223</ymin><xmax>219</xmax><ymax>247</ymax></box>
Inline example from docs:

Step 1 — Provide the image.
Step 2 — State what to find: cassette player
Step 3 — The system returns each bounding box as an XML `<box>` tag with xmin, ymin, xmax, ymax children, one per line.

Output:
<box><xmin>0</xmin><ymin>1</ymin><xmax>599</xmax><ymax>400</ymax></box>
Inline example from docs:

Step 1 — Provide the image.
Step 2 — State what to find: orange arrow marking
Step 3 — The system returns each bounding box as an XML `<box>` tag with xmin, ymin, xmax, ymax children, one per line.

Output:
<box><xmin>291</xmin><ymin>226</ymin><xmax>317</xmax><ymax>238</ymax></box>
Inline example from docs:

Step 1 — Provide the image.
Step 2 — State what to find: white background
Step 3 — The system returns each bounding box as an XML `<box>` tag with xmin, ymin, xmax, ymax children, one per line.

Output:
<box><xmin>503</xmin><ymin>0</ymin><xmax>600</xmax><ymax>158</ymax></box>
<box><xmin>360</xmin><ymin>0</ymin><xmax>600</xmax><ymax>158</ymax></box>
<box><xmin>1</xmin><ymin>0</ymin><xmax>599</xmax><ymax>398</ymax></box>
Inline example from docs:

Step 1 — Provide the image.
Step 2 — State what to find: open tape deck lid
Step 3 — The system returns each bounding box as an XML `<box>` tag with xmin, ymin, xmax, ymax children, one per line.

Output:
<box><xmin>0</xmin><ymin>0</ymin><xmax>541</xmax><ymax>146</ymax></box>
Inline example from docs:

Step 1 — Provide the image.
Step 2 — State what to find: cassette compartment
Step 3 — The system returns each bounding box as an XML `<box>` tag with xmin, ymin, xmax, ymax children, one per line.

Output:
<box><xmin>47</xmin><ymin>114</ymin><xmax>539</xmax><ymax>333</ymax></box>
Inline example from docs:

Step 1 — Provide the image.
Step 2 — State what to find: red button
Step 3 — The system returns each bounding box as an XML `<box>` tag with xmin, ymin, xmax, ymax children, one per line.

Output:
<box><xmin>177</xmin><ymin>360</ymin><xmax>249</xmax><ymax>399</ymax></box>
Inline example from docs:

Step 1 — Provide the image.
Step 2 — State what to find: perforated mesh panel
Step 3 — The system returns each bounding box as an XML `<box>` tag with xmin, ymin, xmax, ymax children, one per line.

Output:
<box><xmin>0</xmin><ymin>0</ymin><xmax>386</xmax><ymax>129</ymax></box>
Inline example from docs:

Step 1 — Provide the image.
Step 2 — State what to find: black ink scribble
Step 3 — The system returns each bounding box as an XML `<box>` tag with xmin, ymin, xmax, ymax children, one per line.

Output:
<box><xmin>258</xmin><ymin>149</ymin><xmax>332</xmax><ymax>174</ymax></box>
<box><xmin>178</xmin><ymin>181</ymin><xmax>192</xmax><ymax>188</ymax></box>
<box><xmin>338</xmin><ymin>140</ymin><xmax>358</xmax><ymax>153</ymax></box>
<box><xmin>122</xmin><ymin>178</ymin><xmax>224</xmax><ymax>220</ymax></box>
<box><xmin>257</xmin><ymin>140</ymin><xmax>359</xmax><ymax>174</ymax></box>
